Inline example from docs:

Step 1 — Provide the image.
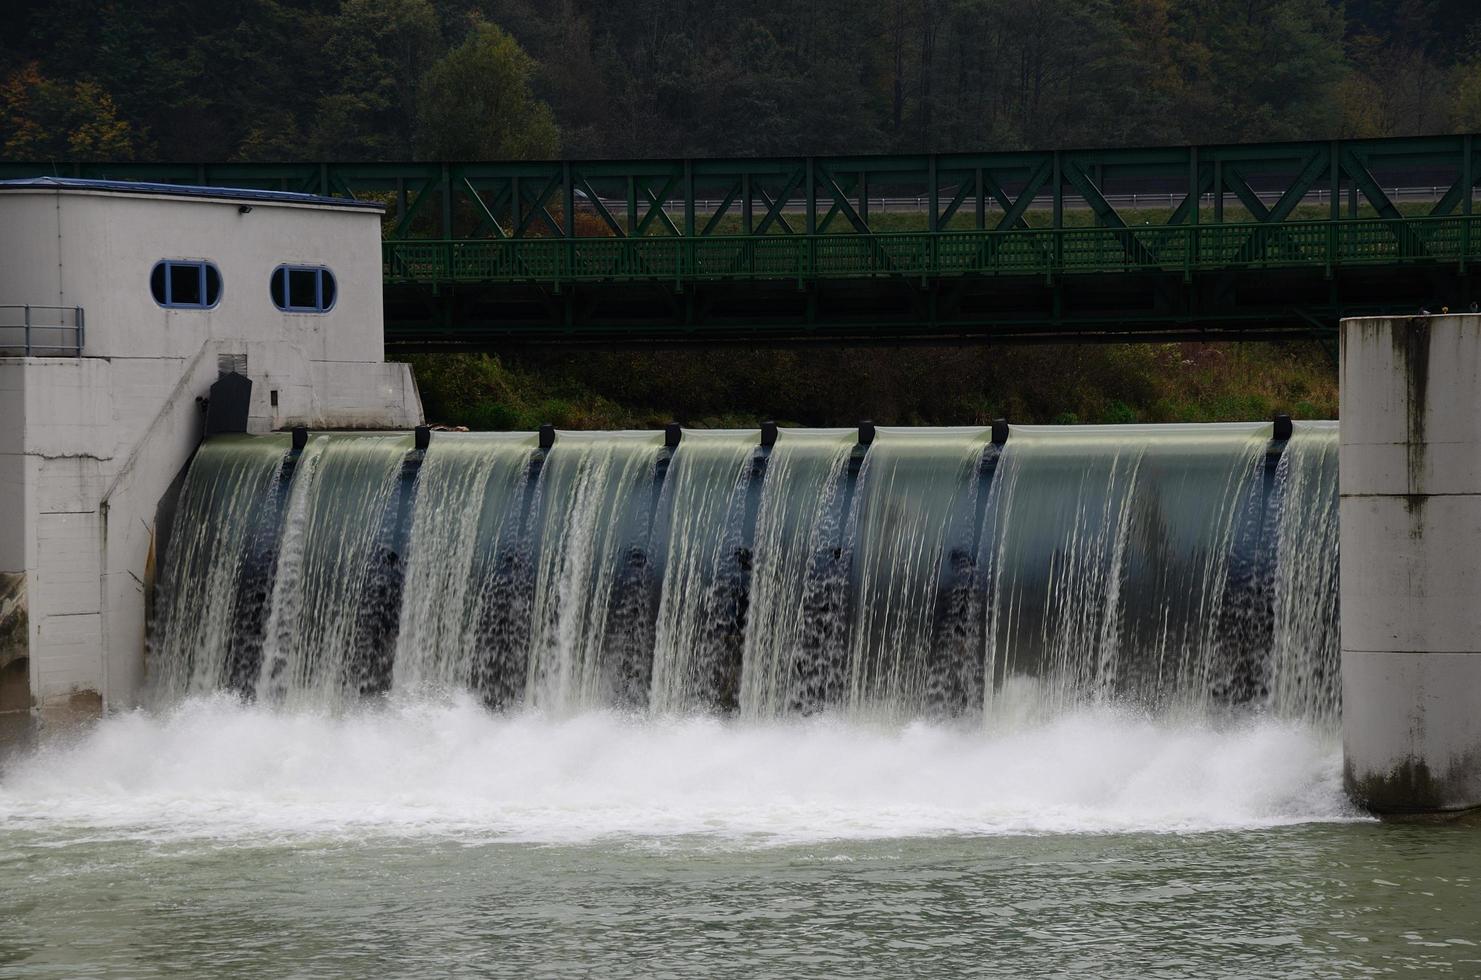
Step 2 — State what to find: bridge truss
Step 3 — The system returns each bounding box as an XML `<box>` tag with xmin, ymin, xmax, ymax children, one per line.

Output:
<box><xmin>6</xmin><ymin>134</ymin><xmax>1478</xmax><ymax>345</ymax></box>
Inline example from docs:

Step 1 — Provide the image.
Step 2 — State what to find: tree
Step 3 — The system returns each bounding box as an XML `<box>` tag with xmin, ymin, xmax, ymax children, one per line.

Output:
<box><xmin>1451</xmin><ymin>58</ymin><xmax>1481</xmax><ymax>131</ymax></box>
<box><xmin>0</xmin><ymin>62</ymin><xmax>145</xmax><ymax>159</ymax></box>
<box><xmin>911</xmin><ymin>0</ymin><xmax>1132</xmax><ymax>151</ymax></box>
<box><xmin>312</xmin><ymin>0</ymin><xmax>441</xmax><ymax>159</ymax></box>
<box><xmin>478</xmin><ymin>0</ymin><xmax>607</xmax><ymax>157</ymax></box>
<box><xmin>692</xmin><ymin>20</ymin><xmax>792</xmax><ymax>155</ymax></box>
<box><xmin>1172</xmin><ymin>0</ymin><xmax>1347</xmax><ymax>143</ymax></box>
<box><xmin>416</xmin><ymin>22</ymin><xmax>559</xmax><ymax>160</ymax></box>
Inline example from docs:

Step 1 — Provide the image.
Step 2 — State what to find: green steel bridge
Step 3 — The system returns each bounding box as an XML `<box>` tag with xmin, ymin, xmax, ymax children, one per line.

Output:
<box><xmin>8</xmin><ymin>134</ymin><xmax>1481</xmax><ymax>345</ymax></box>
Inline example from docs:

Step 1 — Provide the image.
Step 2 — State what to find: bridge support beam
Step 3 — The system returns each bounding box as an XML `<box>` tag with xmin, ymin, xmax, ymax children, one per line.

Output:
<box><xmin>1341</xmin><ymin>314</ymin><xmax>1481</xmax><ymax>817</ymax></box>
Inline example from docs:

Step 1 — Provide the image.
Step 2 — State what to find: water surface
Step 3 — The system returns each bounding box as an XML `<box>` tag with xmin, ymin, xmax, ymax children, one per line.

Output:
<box><xmin>4</xmin><ymin>700</ymin><xmax>1476</xmax><ymax>978</ymax></box>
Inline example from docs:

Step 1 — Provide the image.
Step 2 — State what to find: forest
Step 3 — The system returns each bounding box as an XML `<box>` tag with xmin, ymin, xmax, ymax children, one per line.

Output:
<box><xmin>5</xmin><ymin>0</ymin><xmax>1481</xmax><ymax>163</ymax></box>
<box><xmin>3</xmin><ymin>0</ymin><xmax>1447</xmax><ymax>426</ymax></box>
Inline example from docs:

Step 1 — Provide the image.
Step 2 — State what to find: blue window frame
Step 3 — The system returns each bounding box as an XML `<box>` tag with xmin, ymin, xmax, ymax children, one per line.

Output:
<box><xmin>151</xmin><ymin>260</ymin><xmax>221</xmax><ymax>309</ymax></box>
<box><xmin>271</xmin><ymin>265</ymin><xmax>337</xmax><ymax>313</ymax></box>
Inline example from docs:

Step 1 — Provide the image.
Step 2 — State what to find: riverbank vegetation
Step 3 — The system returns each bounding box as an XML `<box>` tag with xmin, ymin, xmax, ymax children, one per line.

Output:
<box><xmin>403</xmin><ymin>341</ymin><xmax>1337</xmax><ymax>430</ymax></box>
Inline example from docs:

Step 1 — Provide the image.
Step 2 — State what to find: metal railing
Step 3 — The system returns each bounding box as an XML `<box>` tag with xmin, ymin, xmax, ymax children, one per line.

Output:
<box><xmin>0</xmin><ymin>306</ymin><xmax>86</xmax><ymax>356</ymax></box>
<box><xmin>383</xmin><ymin>214</ymin><xmax>1481</xmax><ymax>287</ymax></box>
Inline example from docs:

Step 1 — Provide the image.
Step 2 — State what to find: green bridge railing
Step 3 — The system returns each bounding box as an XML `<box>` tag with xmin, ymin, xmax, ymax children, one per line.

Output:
<box><xmin>383</xmin><ymin>214</ymin><xmax>1481</xmax><ymax>286</ymax></box>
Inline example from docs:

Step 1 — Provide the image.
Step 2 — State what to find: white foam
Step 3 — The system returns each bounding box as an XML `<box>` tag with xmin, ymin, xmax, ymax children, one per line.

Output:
<box><xmin>0</xmin><ymin>696</ymin><xmax>1361</xmax><ymax>845</ymax></box>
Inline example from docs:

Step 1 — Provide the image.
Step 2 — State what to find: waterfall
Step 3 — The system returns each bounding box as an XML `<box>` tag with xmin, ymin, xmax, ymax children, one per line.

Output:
<box><xmin>148</xmin><ymin>422</ymin><xmax>1341</xmax><ymax>724</ymax></box>
<box><xmin>524</xmin><ymin>431</ymin><xmax>667</xmax><ymax>712</ymax></box>
<box><xmin>1267</xmin><ymin>422</ymin><xmax>1340</xmax><ymax>723</ymax></box>
<box><xmin>258</xmin><ymin>434</ymin><xmax>412</xmax><ymax>706</ymax></box>
<box><xmin>978</xmin><ymin>424</ymin><xmax>1270</xmax><ymax>718</ymax></box>
<box><xmin>846</xmin><ymin>428</ymin><xmax>992</xmax><ymax>719</ymax></box>
<box><xmin>649</xmin><ymin>431</ymin><xmax>760</xmax><ymax>713</ymax></box>
<box><xmin>739</xmin><ymin>428</ymin><xmax>855</xmax><ymax>718</ymax></box>
<box><xmin>148</xmin><ymin>434</ymin><xmax>292</xmax><ymax>700</ymax></box>
<box><xmin>391</xmin><ymin>433</ymin><xmax>535</xmax><ymax>694</ymax></box>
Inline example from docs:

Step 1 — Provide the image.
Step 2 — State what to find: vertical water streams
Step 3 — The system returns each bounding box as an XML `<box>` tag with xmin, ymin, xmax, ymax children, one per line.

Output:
<box><xmin>979</xmin><ymin>424</ymin><xmax>1270</xmax><ymax>716</ymax></box>
<box><xmin>1268</xmin><ymin>422</ymin><xmax>1340</xmax><ymax>723</ymax></box>
<box><xmin>392</xmin><ymin>433</ymin><xmax>536</xmax><ymax>693</ymax></box>
<box><xmin>524</xmin><ymin>431</ymin><xmax>668</xmax><ymax>712</ymax></box>
<box><xmin>650</xmin><ymin>431</ymin><xmax>762</xmax><ymax>713</ymax></box>
<box><xmin>148</xmin><ymin>435</ymin><xmax>291</xmax><ymax>700</ymax></box>
<box><xmin>149</xmin><ymin>421</ymin><xmax>1340</xmax><ymax>724</ymax></box>
<box><xmin>845</xmin><ymin>428</ymin><xmax>992</xmax><ymax>719</ymax></box>
<box><xmin>258</xmin><ymin>434</ymin><xmax>411</xmax><ymax>706</ymax></box>
<box><xmin>739</xmin><ymin>429</ymin><xmax>857</xmax><ymax>717</ymax></box>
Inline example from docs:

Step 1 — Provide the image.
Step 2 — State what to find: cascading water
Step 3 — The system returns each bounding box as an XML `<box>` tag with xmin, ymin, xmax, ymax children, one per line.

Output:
<box><xmin>650</xmin><ymin>431</ymin><xmax>761</xmax><ymax>713</ymax></box>
<box><xmin>147</xmin><ymin>422</ymin><xmax>1341</xmax><ymax>725</ymax></box>
<box><xmin>332</xmin><ymin>430</ymin><xmax>670</xmax><ymax>713</ymax></box>
<box><xmin>391</xmin><ymin>432</ymin><xmax>535</xmax><ymax>695</ymax></box>
<box><xmin>259</xmin><ymin>434</ymin><xmax>414</xmax><ymax>706</ymax></box>
<box><xmin>28</xmin><ymin>420</ymin><xmax>1476</xmax><ymax>980</ymax></box>
<box><xmin>524</xmin><ymin>431</ymin><xmax>668</xmax><ymax>711</ymax></box>
<box><xmin>845</xmin><ymin>428</ymin><xmax>994</xmax><ymax>719</ymax></box>
<box><xmin>979</xmin><ymin>423</ymin><xmax>1272</xmax><ymax>718</ymax></box>
<box><xmin>148</xmin><ymin>434</ymin><xmax>293</xmax><ymax>699</ymax></box>
<box><xmin>739</xmin><ymin>428</ymin><xmax>856</xmax><ymax>717</ymax></box>
<box><xmin>1267</xmin><ymin>422</ymin><xmax>1340</xmax><ymax>723</ymax></box>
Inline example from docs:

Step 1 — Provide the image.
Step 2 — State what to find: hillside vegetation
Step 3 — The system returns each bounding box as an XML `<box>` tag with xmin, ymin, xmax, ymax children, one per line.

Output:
<box><xmin>6</xmin><ymin>0</ymin><xmax>1481</xmax><ymax>161</ymax></box>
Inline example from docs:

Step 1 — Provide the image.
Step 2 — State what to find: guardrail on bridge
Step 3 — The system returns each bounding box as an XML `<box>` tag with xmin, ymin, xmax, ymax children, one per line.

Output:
<box><xmin>383</xmin><ymin>215</ymin><xmax>1481</xmax><ymax>287</ymax></box>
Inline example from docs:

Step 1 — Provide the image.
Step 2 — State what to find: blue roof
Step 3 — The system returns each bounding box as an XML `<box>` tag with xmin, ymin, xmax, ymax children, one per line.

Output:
<box><xmin>0</xmin><ymin>176</ymin><xmax>384</xmax><ymax>210</ymax></box>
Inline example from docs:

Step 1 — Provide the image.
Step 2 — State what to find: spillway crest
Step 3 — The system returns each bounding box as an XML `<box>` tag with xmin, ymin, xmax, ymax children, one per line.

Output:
<box><xmin>149</xmin><ymin>423</ymin><xmax>1339</xmax><ymax>723</ymax></box>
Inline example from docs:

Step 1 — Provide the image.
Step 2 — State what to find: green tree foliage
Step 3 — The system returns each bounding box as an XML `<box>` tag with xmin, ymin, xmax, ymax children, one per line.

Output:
<box><xmin>415</xmin><ymin>22</ymin><xmax>559</xmax><ymax>159</ymax></box>
<box><xmin>4</xmin><ymin>0</ymin><xmax>1480</xmax><ymax>162</ymax></box>
<box><xmin>314</xmin><ymin>0</ymin><xmax>441</xmax><ymax>158</ymax></box>
<box><xmin>1452</xmin><ymin>59</ymin><xmax>1481</xmax><ymax>132</ymax></box>
<box><xmin>1193</xmin><ymin>0</ymin><xmax>1347</xmax><ymax>142</ymax></box>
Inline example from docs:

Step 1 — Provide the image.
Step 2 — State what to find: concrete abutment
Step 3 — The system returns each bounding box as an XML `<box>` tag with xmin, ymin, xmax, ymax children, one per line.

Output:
<box><xmin>1341</xmin><ymin>314</ymin><xmax>1481</xmax><ymax>816</ymax></box>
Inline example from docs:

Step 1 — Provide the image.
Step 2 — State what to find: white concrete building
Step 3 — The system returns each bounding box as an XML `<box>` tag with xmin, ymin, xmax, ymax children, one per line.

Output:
<box><xmin>0</xmin><ymin>177</ymin><xmax>422</xmax><ymax>723</ymax></box>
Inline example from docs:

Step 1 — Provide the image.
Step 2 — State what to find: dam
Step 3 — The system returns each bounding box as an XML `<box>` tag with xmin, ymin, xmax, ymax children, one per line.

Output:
<box><xmin>147</xmin><ymin>420</ymin><xmax>1339</xmax><ymax>724</ymax></box>
<box><xmin>0</xmin><ymin>177</ymin><xmax>1470</xmax><ymax>820</ymax></box>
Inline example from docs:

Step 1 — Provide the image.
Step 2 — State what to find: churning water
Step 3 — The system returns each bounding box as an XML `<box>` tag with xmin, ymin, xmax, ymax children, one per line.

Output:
<box><xmin>7</xmin><ymin>421</ymin><xmax>1478</xmax><ymax>978</ymax></box>
<box><xmin>0</xmin><ymin>697</ymin><xmax>1350</xmax><ymax>843</ymax></box>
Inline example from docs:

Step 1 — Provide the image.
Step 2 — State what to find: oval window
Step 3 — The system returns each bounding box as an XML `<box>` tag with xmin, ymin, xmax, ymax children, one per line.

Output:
<box><xmin>271</xmin><ymin>265</ymin><xmax>336</xmax><ymax>313</ymax></box>
<box><xmin>151</xmin><ymin>260</ymin><xmax>222</xmax><ymax>309</ymax></box>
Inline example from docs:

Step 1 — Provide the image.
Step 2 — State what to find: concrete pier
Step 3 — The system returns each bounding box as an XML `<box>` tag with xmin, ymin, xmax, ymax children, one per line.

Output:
<box><xmin>1341</xmin><ymin>314</ymin><xmax>1481</xmax><ymax>815</ymax></box>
